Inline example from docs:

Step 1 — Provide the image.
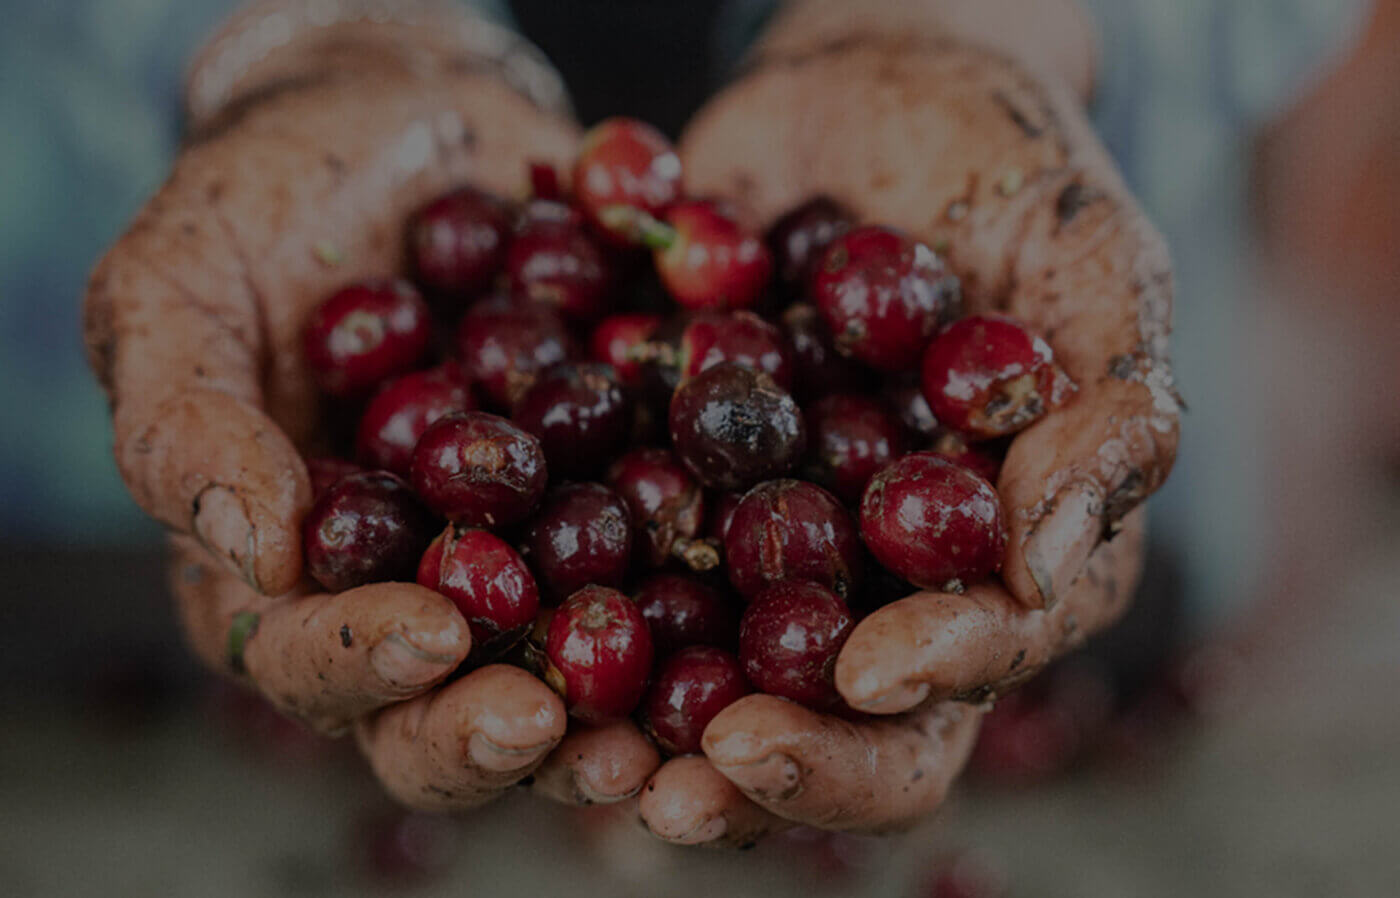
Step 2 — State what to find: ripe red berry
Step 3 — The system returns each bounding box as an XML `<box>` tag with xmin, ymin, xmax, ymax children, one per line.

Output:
<box><xmin>668</xmin><ymin>363</ymin><xmax>806</xmax><ymax>492</ymax></box>
<box><xmin>932</xmin><ymin>431</ymin><xmax>1005</xmax><ymax>483</ymax></box>
<box><xmin>780</xmin><ymin>303</ymin><xmax>874</xmax><ymax>401</ymax></box>
<box><xmin>920</xmin><ymin>314</ymin><xmax>1070</xmax><ymax>439</ymax></box>
<box><xmin>706</xmin><ymin>492</ymin><xmax>743</xmax><ymax>544</ymax></box>
<box><xmin>888</xmin><ymin>380</ymin><xmax>941</xmax><ymax>443</ymax></box>
<box><xmin>506</xmin><ymin>199</ymin><xmax>613</xmax><ymax>320</ymax></box>
<box><xmin>605</xmin><ymin>448</ymin><xmax>714</xmax><ymax>570</ymax></box>
<box><xmin>417</xmin><ymin>526</ymin><xmax>539</xmax><ymax>659</ymax></box>
<box><xmin>306</xmin><ymin>456</ymin><xmax>364</xmax><ymax>499</ymax></box>
<box><xmin>633</xmin><ymin>574</ymin><xmax>739</xmax><ymax>657</ymax></box>
<box><xmin>303</xmin><ymin>471</ymin><xmax>437</xmax><ymax>593</ymax></box>
<box><xmin>406</xmin><ymin>186</ymin><xmax>512</xmax><ymax>298</ymax></box>
<box><xmin>589</xmin><ymin>313</ymin><xmax>662</xmax><ymax>388</ymax></box>
<box><xmin>355</xmin><ymin>363</ymin><xmax>474</xmax><ymax>476</ymax></box>
<box><xmin>738</xmin><ymin>581</ymin><xmax>854</xmax><ymax>710</ymax></box>
<box><xmin>652</xmin><ymin>200</ymin><xmax>773</xmax><ymax>311</ymax></box>
<box><xmin>643</xmin><ymin>646</ymin><xmax>751</xmax><ymax>756</ymax></box>
<box><xmin>724</xmin><ymin>479</ymin><xmax>863</xmax><ymax>601</ymax></box>
<box><xmin>573</xmin><ymin>117</ymin><xmax>682</xmax><ymax>245</ymax></box>
<box><xmin>803</xmin><ymin>394</ymin><xmax>908</xmax><ymax>503</ymax></box>
<box><xmin>544</xmin><ymin>585</ymin><xmax>654</xmax><ymax>723</ymax></box>
<box><xmin>859</xmin><ymin>453</ymin><xmax>1006</xmax><ymax>591</ymax></box>
<box><xmin>675</xmin><ymin>311</ymin><xmax>792</xmax><ymax>389</ymax></box>
<box><xmin>521</xmin><ymin>483</ymin><xmax>633</xmax><ymax>602</ymax></box>
<box><xmin>455</xmin><ymin>296</ymin><xmax>575</xmax><ymax>409</ymax></box>
<box><xmin>409</xmin><ymin>411</ymin><xmax>547</xmax><ymax>527</ymax></box>
<box><xmin>511</xmin><ymin>363</ymin><xmax>631</xmax><ymax>478</ymax></box>
<box><xmin>303</xmin><ymin>279</ymin><xmax>433</xmax><ymax>397</ymax></box>
<box><xmin>810</xmin><ymin>226</ymin><xmax>957</xmax><ymax>372</ymax></box>
<box><xmin>766</xmin><ymin>195</ymin><xmax>854</xmax><ymax>291</ymax></box>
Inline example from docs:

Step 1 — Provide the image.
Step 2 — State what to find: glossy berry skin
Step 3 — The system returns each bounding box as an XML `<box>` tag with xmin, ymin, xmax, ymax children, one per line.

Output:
<box><xmin>739</xmin><ymin>581</ymin><xmax>854</xmax><ymax>710</ymax></box>
<box><xmin>303</xmin><ymin>280</ymin><xmax>433</xmax><ymax>397</ymax></box>
<box><xmin>605</xmin><ymin>448</ymin><xmax>709</xmax><ymax>569</ymax></box>
<box><xmin>780</xmin><ymin>303</ymin><xmax>873</xmax><ymax>401</ymax></box>
<box><xmin>633</xmin><ymin>574</ymin><xmax>739</xmax><ymax>656</ymax></box>
<box><xmin>355</xmin><ymin>363</ymin><xmax>474</xmax><ymax>476</ymax></box>
<box><xmin>921</xmin><ymin>314</ymin><xmax>1066</xmax><ymax>440</ymax></box>
<box><xmin>803</xmin><ymin>394</ymin><xmax>908</xmax><ymax>503</ymax></box>
<box><xmin>410</xmin><ymin>411</ymin><xmax>547</xmax><ymax>528</ymax></box>
<box><xmin>668</xmin><ymin>363</ymin><xmax>806</xmax><ymax>492</ymax></box>
<box><xmin>306</xmin><ymin>457</ymin><xmax>364</xmax><ymax>499</ymax></box>
<box><xmin>573</xmin><ymin>117</ymin><xmax>682</xmax><ymax>245</ymax></box>
<box><xmin>417</xmin><ymin>526</ymin><xmax>539</xmax><ymax>658</ymax></box>
<box><xmin>706</xmin><ymin>492</ymin><xmax>743</xmax><ymax>544</ymax></box>
<box><xmin>724</xmin><ymin>479</ymin><xmax>863</xmax><ymax>601</ymax></box>
<box><xmin>456</xmin><ymin>297</ymin><xmax>575</xmax><ymax>409</ymax></box>
<box><xmin>859</xmin><ymin>452</ymin><xmax>1006</xmax><ymax>590</ymax></box>
<box><xmin>545</xmin><ymin>586</ymin><xmax>655</xmax><ymax>723</ymax></box>
<box><xmin>521</xmin><ymin>483</ymin><xmax>633</xmax><ymax>602</ymax></box>
<box><xmin>811</xmin><ymin>227</ymin><xmax>958</xmax><ymax>372</ymax></box>
<box><xmin>677</xmin><ymin>311</ymin><xmax>793</xmax><ymax>389</ymax></box>
<box><xmin>303</xmin><ymin>471</ymin><xmax>436</xmax><ymax>593</ymax></box>
<box><xmin>589</xmin><ymin>313</ymin><xmax>662</xmax><ymax>388</ymax></box>
<box><xmin>506</xmin><ymin>200</ymin><xmax>613</xmax><ymax>321</ymax></box>
<box><xmin>406</xmin><ymin>186</ymin><xmax>512</xmax><ymax>297</ymax></box>
<box><xmin>767</xmin><ymin>195</ymin><xmax>854</xmax><ymax>290</ymax></box>
<box><xmin>511</xmin><ymin>363</ymin><xmax>631</xmax><ymax>478</ymax></box>
<box><xmin>643</xmin><ymin>646</ymin><xmax>751</xmax><ymax>756</ymax></box>
<box><xmin>654</xmin><ymin>200</ymin><xmax>773</xmax><ymax>312</ymax></box>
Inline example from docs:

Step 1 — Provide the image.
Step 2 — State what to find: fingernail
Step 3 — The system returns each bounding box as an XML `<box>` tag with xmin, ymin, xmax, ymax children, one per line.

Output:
<box><xmin>713</xmin><ymin>753</ymin><xmax>803</xmax><ymax>802</ymax></box>
<box><xmin>467</xmin><ymin>731</ymin><xmax>553</xmax><ymax>773</ymax></box>
<box><xmin>193</xmin><ymin>485</ymin><xmax>259</xmax><ymax>591</ymax></box>
<box><xmin>370</xmin><ymin>632</ymin><xmax>457</xmax><ymax>691</ymax></box>
<box><xmin>846</xmin><ymin>677</ymin><xmax>930</xmax><ymax>715</ymax></box>
<box><xmin>672</xmin><ymin>814</ymin><xmax>728</xmax><ymax>846</ymax></box>
<box><xmin>1023</xmin><ymin>481</ymin><xmax>1102</xmax><ymax>607</ymax></box>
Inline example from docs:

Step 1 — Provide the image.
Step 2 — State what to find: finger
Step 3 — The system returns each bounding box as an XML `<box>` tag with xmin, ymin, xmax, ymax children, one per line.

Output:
<box><xmin>639</xmin><ymin>756</ymin><xmax>791</xmax><ymax>848</ymax></box>
<box><xmin>529</xmin><ymin>720</ymin><xmax>661</xmax><ymax>806</ymax></box>
<box><xmin>85</xmin><ymin>3</ymin><xmax>580</xmax><ymax>594</ymax></box>
<box><xmin>701</xmin><ymin>698</ymin><xmax>982</xmax><ymax>832</ymax></box>
<box><xmin>679</xmin><ymin>23</ymin><xmax>1178</xmax><ymax>610</ymax></box>
<box><xmin>835</xmin><ymin>509</ymin><xmax>1145</xmax><ymax>715</ymax></box>
<box><xmin>356</xmin><ymin>664</ymin><xmax>566</xmax><ymax>811</ymax></box>
<box><xmin>169</xmin><ymin>535</ymin><xmax>470</xmax><ymax>734</ymax></box>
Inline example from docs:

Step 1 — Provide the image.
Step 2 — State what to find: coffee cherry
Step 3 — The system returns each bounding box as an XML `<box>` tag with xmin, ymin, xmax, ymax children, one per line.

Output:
<box><xmin>780</xmin><ymin>303</ymin><xmax>874</xmax><ymax>401</ymax></box>
<box><xmin>633</xmin><ymin>574</ymin><xmax>739</xmax><ymax>657</ymax></box>
<box><xmin>303</xmin><ymin>471</ymin><xmax>436</xmax><ymax>592</ymax></box>
<box><xmin>706</xmin><ymin>492</ymin><xmax>743</xmax><ymax>544</ymax></box>
<box><xmin>511</xmin><ymin>363</ymin><xmax>631</xmax><ymax>478</ymax></box>
<box><xmin>573</xmin><ymin>117</ymin><xmax>682</xmax><ymax>245</ymax></box>
<box><xmin>643</xmin><ymin>646</ymin><xmax>751</xmax><ymax>756</ymax></box>
<box><xmin>767</xmin><ymin>195</ymin><xmax>854</xmax><ymax>291</ymax></box>
<box><xmin>544</xmin><ymin>585</ymin><xmax>654</xmax><ymax>722</ymax></box>
<box><xmin>589</xmin><ymin>313</ymin><xmax>662</xmax><ymax>388</ymax></box>
<box><xmin>920</xmin><ymin>314</ymin><xmax>1070</xmax><ymax>439</ymax></box>
<box><xmin>521</xmin><ymin>483</ymin><xmax>632</xmax><ymax>602</ymax></box>
<box><xmin>406</xmin><ymin>187</ymin><xmax>512</xmax><ymax>298</ymax></box>
<box><xmin>888</xmin><ymin>380</ymin><xmax>941</xmax><ymax>443</ymax></box>
<box><xmin>456</xmin><ymin>296</ymin><xmax>575</xmax><ymax>409</ymax></box>
<box><xmin>652</xmin><ymin>200</ymin><xmax>772</xmax><ymax>311</ymax></box>
<box><xmin>307</xmin><ymin>457</ymin><xmax>364</xmax><ymax>499</ymax></box>
<box><xmin>739</xmin><ymin>581</ymin><xmax>854</xmax><ymax>710</ymax></box>
<box><xmin>418</xmin><ymin>526</ymin><xmax>539</xmax><ymax>659</ymax></box>
<box><xmin>303</xmin><ymin>280</ymin><xmax>433</xmax><ymax>397</ymax></box>
<box><xmin>506</xmin><ymin>200</ymin><xmax>613</xmax><ymax>321</ymax></box>
<box><xmin>932</xmin><ymin>431</ymin><xmax>1005</xmax><ymax>483</ymax></box>
<box><xmin>859</xmin><ymin>453</ymin><xmax>1006</xmax><ymax>591</ymax></box>
<box><xmin>674</xmin><ymin>311</ymin><xmax>793</xmax><ymax>389</ymax></box>
<box><xmin>811</xmin><ymin>226</ymin><xmax>958</xmax><ymax>371</ymax></box>
<box><xmin>803</xmin><ymin>394</ymin><xmax>908</xmax><ymax>503</ymax></box>
<box><xmin>724</xmin><ymin>479</ymin><xmax>863</xmax><ymax>601</ymax></box>
<box><xmin>410</xmin><ymin>411</ymin><xmax>547</xmax><ymax>527</ymax></box>
<box><xmin>355</xmin><ymin>363</ymin><xmax>474</xmax><ymax>476</ymax></box>
<box><xmin>668</xmin><ymin>363</ymin><xmax>806</xmax><ymax>492</ymax></box>
<box><xmin>605</xmin><ymin>448</ymin><xmax>715</xmax><ymax>570</ymax></box>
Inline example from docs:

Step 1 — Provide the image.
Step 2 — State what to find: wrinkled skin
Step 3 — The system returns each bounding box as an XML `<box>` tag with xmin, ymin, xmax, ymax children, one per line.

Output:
<box><xmin>85</xmin><ymin>0</ymin><xmax>1172</xmax><ymax>842</ymax></box>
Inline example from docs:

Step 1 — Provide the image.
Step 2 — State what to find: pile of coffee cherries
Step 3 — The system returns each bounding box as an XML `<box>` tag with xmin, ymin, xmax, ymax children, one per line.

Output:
<box><xmin>299</xmin><ymin>117</ymin><xmax>1074</xmax><ymax>754</ymax></box>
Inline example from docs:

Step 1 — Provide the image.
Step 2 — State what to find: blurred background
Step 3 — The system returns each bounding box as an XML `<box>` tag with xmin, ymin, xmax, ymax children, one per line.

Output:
<box><xmin>2</xmin><ymin>1</ymin><xmax>1397</xmax><ymax>895</ymax></box>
